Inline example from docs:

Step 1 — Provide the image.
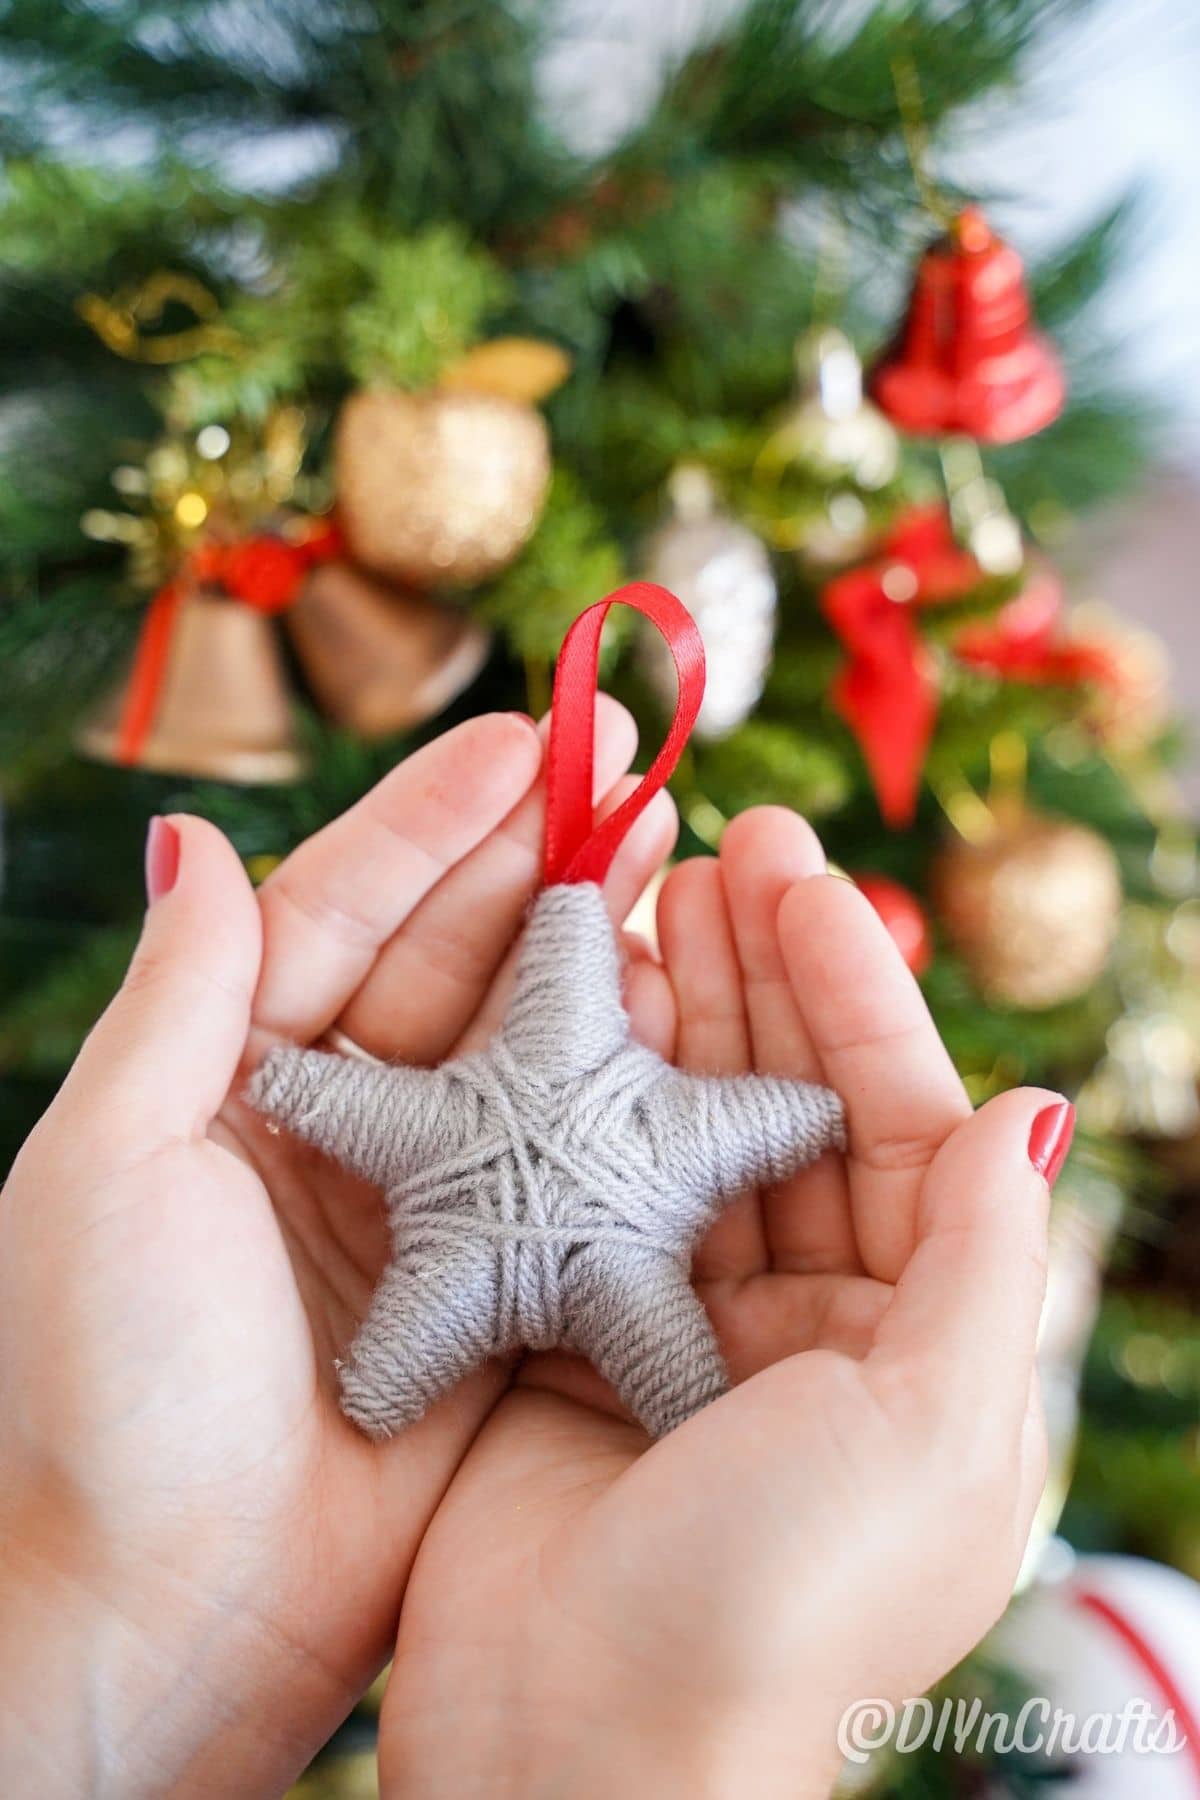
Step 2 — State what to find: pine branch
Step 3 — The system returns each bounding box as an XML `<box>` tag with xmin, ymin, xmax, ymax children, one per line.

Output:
<box><xmin>620</xmin><ymin>0</ymin><xmax>1092</xmax><ymax>181</ymax></box>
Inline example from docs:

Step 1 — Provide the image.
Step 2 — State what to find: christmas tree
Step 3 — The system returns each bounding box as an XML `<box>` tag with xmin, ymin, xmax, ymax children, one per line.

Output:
<box><xmin>3</xmin><ymin>2</ymin><xmax>1198</xmax><ymax>1791</ymax></box>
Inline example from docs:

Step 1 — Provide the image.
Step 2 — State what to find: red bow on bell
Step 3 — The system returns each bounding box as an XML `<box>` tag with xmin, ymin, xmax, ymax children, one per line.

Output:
<box><xmin>114</xmin><ymin>518</ymin><xmax>343</xmax><ymax>764</ymax></box>
<box><xmin>821</xmin><ymin>505</ymin><xmax>980</xmax><ymax>828</ymax></box>
<box><xmin>189</xmin><ymin>519</ymin><xmax>344</xmax><ymax>614</ymax></box>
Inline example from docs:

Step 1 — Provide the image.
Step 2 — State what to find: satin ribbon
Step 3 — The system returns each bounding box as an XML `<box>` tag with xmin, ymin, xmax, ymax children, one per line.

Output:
<box><xmin>820</xmin><ymin>506</ymin><xmax>980</xmax><ymax>829</ymax></box>
<box><xmin>544</xmin><ymin>582</ymin><xmax>705</xmax><ymax>887</ymax></box>
<box><xmin>114</xmin><ymin>520</ymin><xmax>342</xmax><ymax>765</ymax></box>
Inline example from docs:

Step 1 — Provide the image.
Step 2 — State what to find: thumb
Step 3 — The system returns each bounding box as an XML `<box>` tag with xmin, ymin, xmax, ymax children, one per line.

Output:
<box><xmin>869</xmin><ymin>1086</ymin><xmax>1071</xmax><ymax>1435</ymax></box>
<box><xmin>53</xmin><ymin>814</ymin><xmax>262</xmax><ymax>1165</ymax></box>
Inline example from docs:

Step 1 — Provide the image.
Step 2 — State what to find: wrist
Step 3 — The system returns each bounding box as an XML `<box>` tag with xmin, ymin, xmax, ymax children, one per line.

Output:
<box><xmin>561</xmin><ymin>1691</ymin><xmax>843</xmax><ymax>1800</ymax></box>
<box><xmin>0</xmin><ymin>1486</ymin><xmax>362</xmax><ymax>1799</ymax></box>
<box><xmin>532</xmin><ymin>1705</ymin><xmax>840</xmax><ymax>1800</ymax></box>
<box><xmin>384</xmin><ymin>1646</ymin><xmax>843</xmax><ymax>1799</ymax></box>
<box><xmin>0</xmin><ymin>1503</ymin><xmax>227</xmax><ymax>1798</ymax></box>
<box><xmin>0</xmin><ymin>1503</ymin><xmax>150</xmax><ymax>1797</ymax></box>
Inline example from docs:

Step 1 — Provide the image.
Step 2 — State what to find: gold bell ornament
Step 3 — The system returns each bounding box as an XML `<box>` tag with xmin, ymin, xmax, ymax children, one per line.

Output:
<box><xmin>77</xmin><ymin>576</ymin><xmax>307</xmax><ymax>784</ymax></box>
<box><xmin>335</xmin><ymin>338</ymin><xmax>570</xmax><ymax>589</ymax></box>
<box><xmin>287</xmin><ymin>560</ymin><xmax>491</xmax><ymax>739</ymax></box>
<box><xmin>76</xmin><ymin>415</ymin><xmax>325</xmax><ymax>782</ymax></box>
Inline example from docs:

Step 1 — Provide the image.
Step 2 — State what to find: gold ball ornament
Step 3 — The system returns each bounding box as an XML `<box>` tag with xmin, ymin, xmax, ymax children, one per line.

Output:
<box><xmin>755</xmin><ymin>331</ymin><xmax>896</xmax><ymax>571</ymax></box>
<box><xmin>335</xmin><ymin>387</ymin><xmax>551</xmax><ymax>589</ymax></box>
<box><xmin>932</xmin><ymin>809</ymin><xmax>1122</xmax><ymax>1009</ymax></box>
<box><xmin>762</xmin><ymin>328</ymin><xmax>900</xmax><ymax>491</ymax></box>
<box><xmin>790</xmin><ymin>489</ymin><xmax>874</xmax><ymax>568</ymax></box>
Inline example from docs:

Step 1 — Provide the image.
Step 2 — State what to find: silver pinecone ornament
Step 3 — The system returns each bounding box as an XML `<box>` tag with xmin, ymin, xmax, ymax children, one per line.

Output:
<box><xmin>640</xmin><ymin>465</ymin><xmax>776</xmax><ymax>740</ymax></box>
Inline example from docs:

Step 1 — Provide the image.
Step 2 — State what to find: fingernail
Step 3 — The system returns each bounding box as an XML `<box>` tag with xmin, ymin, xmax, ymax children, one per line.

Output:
<box><xmin>507</xmin><ymin>711</ymin><xmax>535</xmax><ymax>725</ymax></box>
<box><xmin>145</xmin><ymin>816</ymin><xmax>181</xmax><ymax>906</ymax></box>
<box><xmin>1028</xmin><ymin>1100</ymin><xmax>1075</xmax><ymax>1188</ymax></box>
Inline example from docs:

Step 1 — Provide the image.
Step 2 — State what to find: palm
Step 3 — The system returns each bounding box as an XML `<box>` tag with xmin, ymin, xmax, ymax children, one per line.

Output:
<box><xmin>375</xmin><ymin>808</ymin><xmax>894</xmax><ymax>1646</ymax></box>
<box><xmin>177</xmin><ymin>697</ymin><xmax>676</xmax><ymax>1694</ymax></box>
<box><xmin>3</xmin><ymin>702</ymin><xmax>680</xmax><ymax>1785</ymax></box>
<box><xmin>149</xmin><ymin>786</ymin><xmax>877</xmax><ymax>1697</ymax></box>
<box><xmin>219</xmin><ymin>1105</ymin><xmax>387</xmax><ymax>1379</ymax></box>
<box><xmin>6</xmin><ymin>703</ymin><xmax>1053</xmax><ymax>1796</ymax></box>
<box><xmin>112</xmin><ymin>1103</ymin><xmax>481</xmax><ymax>1707</ymax></box>
<box><xmin>379</xmin><ymin>808</ymin><xmax>1048</xmax><ymax>1789</ymax></box>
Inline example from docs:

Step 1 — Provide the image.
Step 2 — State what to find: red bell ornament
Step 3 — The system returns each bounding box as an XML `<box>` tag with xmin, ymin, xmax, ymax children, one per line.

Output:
<box><xmin>871</xmin><ymin>208</ymin><xmax>1065</xmax><ymax>443</ymax></box>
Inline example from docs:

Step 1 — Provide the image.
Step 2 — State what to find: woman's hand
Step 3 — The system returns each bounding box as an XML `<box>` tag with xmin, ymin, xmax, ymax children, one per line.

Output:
<box><xmin>377</xmin><ymin>809</ymin><xmax>1064</xmax><ymax>1800</ymax></box>
<box><xmin>0</xmin><ymin>699</ymin><xmax>676</xmax><ymax>1799</ymax></box>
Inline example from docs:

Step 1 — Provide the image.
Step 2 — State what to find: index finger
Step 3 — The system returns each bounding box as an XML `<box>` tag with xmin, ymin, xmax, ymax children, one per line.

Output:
<box><xmin>777</xmin><ymin>873</ymin><xmax>970</xmax><ymax>1283</ymax></box>
<box><xmin>251</xmin><ymin>712</ymin><xmax>543</xmax><ymax>1049</ymax></box>
<box><xmin>867</xmin><ymin>1086</ymin><xmax>1058</xmax><ymax>1440</ymax></box>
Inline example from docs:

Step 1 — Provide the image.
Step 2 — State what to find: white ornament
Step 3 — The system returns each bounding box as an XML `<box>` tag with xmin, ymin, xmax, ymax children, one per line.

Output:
<box><xmin>989</xmin><ymin>1549</ymin><xmax>1200</xmax><ymax>1797</ymax></box>
<box><xmin>640</xmin><ymin>465</ymin><xmax>776</xmax><ymax>740</ymax></box>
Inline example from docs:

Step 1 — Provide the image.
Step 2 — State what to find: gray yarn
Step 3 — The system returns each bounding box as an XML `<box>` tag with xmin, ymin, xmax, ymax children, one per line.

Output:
<box><xmin>248</xmin><ymin>881</ymin><xmax>845</xmax><ymax>1440</ymax></box>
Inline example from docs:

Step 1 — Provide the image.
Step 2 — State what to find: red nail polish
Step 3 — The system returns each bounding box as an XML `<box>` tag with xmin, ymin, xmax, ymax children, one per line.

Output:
<box><xmin>1028</xmin><ymin>1100</ymin><xmax>1075</xmax><ymax>1188</ymax></box>
<box><xmin>145</xmin><ymin>817</ymin><xmax>181</xmax><ymax>905</ymax></box>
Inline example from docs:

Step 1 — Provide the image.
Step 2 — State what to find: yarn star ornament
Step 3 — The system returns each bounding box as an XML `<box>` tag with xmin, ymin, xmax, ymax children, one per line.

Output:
<box><xmin>249</xmin><ymin>584</ymin><xmax>846</xmax><ymax>1438</ymax></box>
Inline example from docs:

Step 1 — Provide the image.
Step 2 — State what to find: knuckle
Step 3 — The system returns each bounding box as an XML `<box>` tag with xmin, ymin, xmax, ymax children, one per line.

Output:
<box><xmin>852</xmin><ymin>1127</ymin><xmax>948</xmax><ymax>1175</ymax></box>
<box><xmin>269</xmin><ymin>870</ymin><xmax>379</xmax><ymax>953</ymax></box>
<box><xmin>121</xmin><ymin>944</ymin><xmax>173</xmax><ymax>1000</ymax></box>
<box><xmin>122</xmin><ymin>945</ymin><xmax>249</xmax><ymax>1015</ymax></box>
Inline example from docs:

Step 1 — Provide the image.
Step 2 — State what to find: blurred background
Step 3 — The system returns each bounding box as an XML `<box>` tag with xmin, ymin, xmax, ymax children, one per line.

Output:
<box><xmin>1</xmin><ymin>2</ymin><xmax>1198</xmax><ymax>1793</ymax></box>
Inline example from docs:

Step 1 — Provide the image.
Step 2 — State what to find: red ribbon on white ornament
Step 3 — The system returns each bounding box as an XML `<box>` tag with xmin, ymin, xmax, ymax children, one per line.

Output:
<box><xmin>1074</xmin><ymin>1583</ymin><xmax>1200</xmax><ymax>1790</ymax></box>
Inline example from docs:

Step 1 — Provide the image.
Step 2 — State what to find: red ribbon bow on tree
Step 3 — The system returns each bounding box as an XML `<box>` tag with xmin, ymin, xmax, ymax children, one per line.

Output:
<box><xmin>953</xmin><ymin>570</ymin><xmax>1115</xmax><ymax>688</ymax></box>
<box><xmin>115</xmin><ymin>519</ymin><xmax>342</xmax><ymax>764</ymax></box>
<box><xmin>820</xmin><ymin>505</ymin><xmax>980</xmax><ymax>828</ymax></box>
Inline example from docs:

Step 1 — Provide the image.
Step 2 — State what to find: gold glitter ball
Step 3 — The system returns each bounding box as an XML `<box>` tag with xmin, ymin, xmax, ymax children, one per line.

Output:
<box><xmin>932</xmin><ymin>809</ymin><xmax>1122</xmax><ymax>1009</ymax></box>
<box><xmin>335</xmin><ymin>387</ymin><xmax>551</xmax><ymax>589</ymax></box>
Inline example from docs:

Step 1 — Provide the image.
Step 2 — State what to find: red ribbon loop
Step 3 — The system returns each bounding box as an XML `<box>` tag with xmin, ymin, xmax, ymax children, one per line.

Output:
<box><xmin>544</xmin><ymin>582</ymin><xmax>705</xmax><ymax>887</ymax></box>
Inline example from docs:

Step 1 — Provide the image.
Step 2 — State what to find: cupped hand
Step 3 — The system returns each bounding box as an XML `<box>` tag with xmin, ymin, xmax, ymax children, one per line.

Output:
<box><xmin>0</xmin><ymin>699</ymin><xmax>677</xmax><ymax>1798</ymax></box>
<box><xmin>378</xmin><ymin>809</ymin><xmax>1061</xmax><ymax>1799</ymax></box>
